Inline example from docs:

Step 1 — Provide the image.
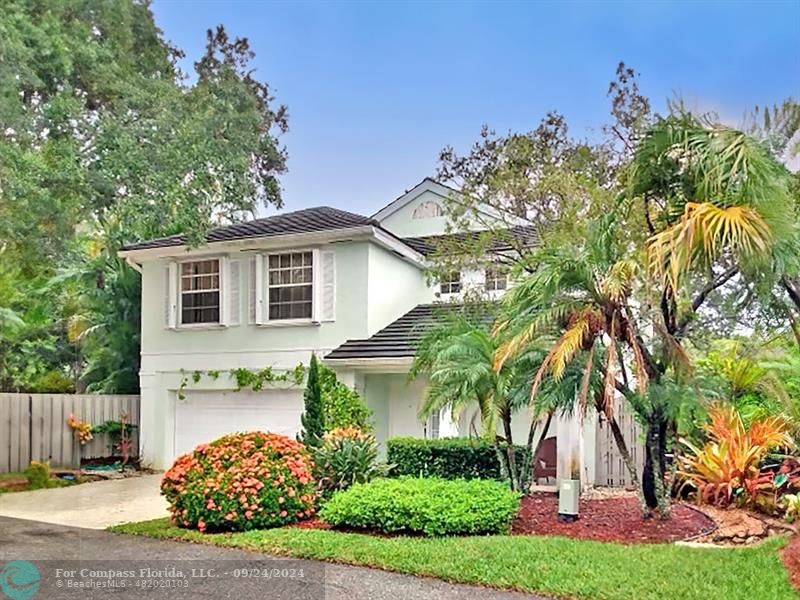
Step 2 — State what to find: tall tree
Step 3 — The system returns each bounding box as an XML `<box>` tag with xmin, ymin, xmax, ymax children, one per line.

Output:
<box><xmin>0</xmin><ymin>2</ymin><xmax>289</xmax><ymax>392</ymax></box>
<box><xmin>300</xmin><ymin>354</ymin><xmax>325</xmax><ymax>448</ymax></box>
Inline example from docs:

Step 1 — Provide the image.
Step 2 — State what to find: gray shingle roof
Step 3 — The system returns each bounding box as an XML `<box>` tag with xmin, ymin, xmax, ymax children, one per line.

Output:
<box><xmin>323</xmin><ymin>302</ymin><xmax>496</xmax><ymax>361</ymax></box>
<box><xmin>403</xmin><ymin>225</ymin><xmax>539</xmax><ymax>257</ymax></box>
<box><xmin>324</xmin><ymin>304</ymin><xmax>442</xmax><ymax>361</ymax></box>
<box><xmin>121</xmin><ymin>206</ymin><xmax>380</xmax><ymax>251</ymax></box>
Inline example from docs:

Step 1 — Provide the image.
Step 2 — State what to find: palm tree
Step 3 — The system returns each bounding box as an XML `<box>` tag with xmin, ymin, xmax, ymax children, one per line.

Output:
<box><xmin>410</xmin><ymin>305</ymin><xmax>575</xmax><ymax>491</ymax></box>
<box><xmin>493</xmin><ymin>213</ymin><xmax>654</xmax><ymax>511</ymax></box>
<box><xmin>629</xmin><ymin>115</ymin><xmax>796</xmax><ymax>511</ymax></box>
<box><xmin>492</xmin><ymin>114</ymin><xmax>797</xmax><ymax>518</ymax></box>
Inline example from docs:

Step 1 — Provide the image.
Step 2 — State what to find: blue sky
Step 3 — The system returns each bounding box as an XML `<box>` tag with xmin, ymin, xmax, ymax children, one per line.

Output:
<box><xmin>152</xmin><ymin>0</ymin><xmax>800</xmax><ymax>216</ymax></box>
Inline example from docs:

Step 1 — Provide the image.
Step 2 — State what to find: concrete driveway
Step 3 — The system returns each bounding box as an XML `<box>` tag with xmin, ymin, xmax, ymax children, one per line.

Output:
<box><xmin>0</xmin><ymin>516</ymin><xmax>544</xmax><ymax>600</ymax></box>
<box><xmin>0</xmin><ymin>474</ymin><xmax>167</xmax><ymax>529</ymax></box>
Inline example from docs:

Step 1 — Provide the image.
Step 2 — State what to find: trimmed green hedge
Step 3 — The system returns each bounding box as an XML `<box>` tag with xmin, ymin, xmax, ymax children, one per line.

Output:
<box><xmin>386</xmin><ymin>437</ymin><xmax>530</xmax><ymax>480</ymax></box>
<box><xmin>319</xmin><ymin>477</ymin><xmax>521</xmax><ymax>536</ymax></box>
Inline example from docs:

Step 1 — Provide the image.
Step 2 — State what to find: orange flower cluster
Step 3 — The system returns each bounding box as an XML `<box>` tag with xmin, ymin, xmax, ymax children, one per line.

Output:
<box><xmin>161</xmin><ymin>432</ymin><xmax>317</xmax><ymax>533</ymax></box>
<box><xmin>322</xmin><ymin>426</ymin><xmax>373</xmax><ymax>445</ymax></box>
<box><xmin>66</xmin><ymin>414</ymin><xmax>93</xmax><ymax>445</ymax></box>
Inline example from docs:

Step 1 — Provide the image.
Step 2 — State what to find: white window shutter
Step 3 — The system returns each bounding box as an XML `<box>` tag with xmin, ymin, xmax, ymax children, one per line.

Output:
<box><xmin>219</xmin><ymin>257</ymin><xmax>230</xmax><ymax>326</ymax></box>
<box><xmin>248</xmin><ymin>257</ymin><xmax>257</xmax><ymax>324</ymax></box>
<box><xmin>227</xmin><ymin>259</ymin><xmax>241</xmax><ymax>326</ymax></box>
<box><xmin>249</xmin><ymin>254</ymin><xmax>265</xmax><ymax>325</ymax></box>
<box><xmin>320</xmin><ymin>250</ymin><xmax>336</xmax><ymax>322</ymax></box>
<box><xmin>165</xmin><ymin>262</ymin><xmax>178</xmax><ymax>329</ymax></box>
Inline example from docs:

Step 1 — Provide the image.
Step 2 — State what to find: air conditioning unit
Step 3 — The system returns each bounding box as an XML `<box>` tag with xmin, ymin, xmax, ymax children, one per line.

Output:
<box><xmin>558</xmin><ymin>478</ymin><xmax>580</xmax><ymax>522</ymax></box>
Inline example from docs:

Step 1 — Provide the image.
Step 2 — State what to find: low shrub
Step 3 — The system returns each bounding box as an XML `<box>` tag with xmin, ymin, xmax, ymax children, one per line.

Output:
<box><xmin>783</xmin><ymin>493</ymin><xmax>800</xmax><ymax>523</ymax></box>
<box><xmin>314</xmin><ymin>427</ymin><xmax>389</xmax><ymax>499</ymax></box>
<box><xmin>319</xmin><ymin>477</ymin><xmax>521</xmax><ymax>536</ymax></box>
<box><xmin>161</xmin><ymin>432</ymin><xmax>316</xmax><ymax>533</ymax></box>
<box><xmin>319</xmin><ymin>364</ymin><xmax>372</xmax><ymax>432</ymax></box>
<box><xmin>387</xmin><ymin>437</ymin><xmax>529</xmax><ymax>480</ymax></box>
<box><xmin>25</xmin><ymin>461</ymin><xmax>50</xmax><ymax>489</ymax></box>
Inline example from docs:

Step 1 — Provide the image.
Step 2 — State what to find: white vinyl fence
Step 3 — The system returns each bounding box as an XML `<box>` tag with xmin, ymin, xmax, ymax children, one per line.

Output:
<box><xmin>0</xmin><ymin>393</ymin><xmax>140</xmax><ymax>473</ymax></box>
<box><xmin>595</xmin><ymin>397</ymin><xmax>646</xmax><ymax>488</ymax></box>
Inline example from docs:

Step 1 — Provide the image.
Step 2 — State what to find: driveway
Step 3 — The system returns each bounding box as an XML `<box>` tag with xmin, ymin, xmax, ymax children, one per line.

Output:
<box><xmin>0</xmin><ymin>474</ymin><xmax>167</xmax><ymax>529</ymax></box>
<box><xmin>0</xmin><ymin>517</ymin><xmax>544</xmax><ymax>600</ymax></box>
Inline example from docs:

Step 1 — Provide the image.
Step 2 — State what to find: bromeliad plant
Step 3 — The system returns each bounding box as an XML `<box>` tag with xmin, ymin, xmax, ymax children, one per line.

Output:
<box><xmin>313</xmin><ymin>426</ymin><xmax>389</xmax><ymax>499</ymax></box>
<box><xmin>678</xmin><ymin>405</ymin><xmax>795</xmax><ymax>508</ymax></box>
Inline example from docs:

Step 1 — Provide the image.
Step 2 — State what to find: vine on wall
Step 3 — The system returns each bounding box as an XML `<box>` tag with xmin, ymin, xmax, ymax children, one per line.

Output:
<box><xmin>177</xmin><ymin>364</ymin><xmax>307</xmax><ymax>400</ymax></box>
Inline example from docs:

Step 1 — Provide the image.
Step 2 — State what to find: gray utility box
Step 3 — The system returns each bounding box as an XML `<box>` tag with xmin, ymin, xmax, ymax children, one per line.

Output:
<box><xmin>558</xmin><ymin>479</ymin><xmax>580</xmax><ymax>522</ymax></box>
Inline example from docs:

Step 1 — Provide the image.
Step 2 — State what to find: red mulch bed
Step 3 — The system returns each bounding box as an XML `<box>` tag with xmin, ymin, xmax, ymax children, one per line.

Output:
<box><xmin>291</xmin><ymin>494</ymin><xmax>715</xmax><ymax>544</ymax></box>
<box><xmin>783</xmin><ymin>536</ymin><xmax>800</xmax><ymax>592</ymax></box>
<box><xmin>511</xmin><ymin>493</ymin><xmax>715</xmax><ymax>544</ymax></box>
<box><xmin>0</xmin><ymin>478</ymin><xmax>28</xmax><ymax>493</ymax></box>
<box><xmin>290</xmin><ymin>518</ymin><xmax>331</xmax><ymax>531</ymax></box>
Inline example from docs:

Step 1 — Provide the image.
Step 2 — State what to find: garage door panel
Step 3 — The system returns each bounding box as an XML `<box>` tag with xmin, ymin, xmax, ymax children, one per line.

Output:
<box><xmin>174</xmin><ymin>390</ymin><xmax>303</xmax><ymax>457</ymax></box>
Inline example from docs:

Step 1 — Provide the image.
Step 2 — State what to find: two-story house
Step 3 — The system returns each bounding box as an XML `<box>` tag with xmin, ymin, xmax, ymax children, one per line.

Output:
<box><xmin>120</xmin><ymin>178</ymin><xmax>636</xmax><ymax>487</ymax></box>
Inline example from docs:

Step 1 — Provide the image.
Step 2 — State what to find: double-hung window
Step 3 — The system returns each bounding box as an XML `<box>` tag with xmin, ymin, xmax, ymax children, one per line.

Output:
<box><xmin>180</xmin><ymin>259</ymin><xmax>220</xmax><ymax>325</ymax></box>
<box><xmin>268</xmin><ymin>251</ymin><xmax>314</xmax><ymax>320</ymax></box>
<box><xmin>484</xmin><ymin>265</ymin><xmax>508</xmax><ymax>291</ymax></box>
<box><xmin>439</xmin><ymin>271</ymin><xmax>462</xmax><ymax>295</ymax></box>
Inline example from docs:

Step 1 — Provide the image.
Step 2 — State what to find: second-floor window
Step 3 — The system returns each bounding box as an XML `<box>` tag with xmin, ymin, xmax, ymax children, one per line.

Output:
<box><xmin>485</xmin><ymin>265</ymin><xmax>507</xmax><ymax>291</ymax></box>
<box><xmin>180</xmin><ymin>259</ymin><xmax>220</xmax><ymax>324</ymax></box>
<box><xmin>439</xmin><ymin>271</ymin><xmax>462</xmax><ymax>295</ymax></box>
<box><xmin>268</xmin><ymin>251</ymin><xmax>313</xmax><ymax>320</ymax></box>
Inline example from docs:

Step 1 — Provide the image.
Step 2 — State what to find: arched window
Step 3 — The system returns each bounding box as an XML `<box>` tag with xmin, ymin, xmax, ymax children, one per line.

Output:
<box><xmin>412</xmin><ymin>201</ymin><xmax>443</xmax><ymax>219</ymax></box>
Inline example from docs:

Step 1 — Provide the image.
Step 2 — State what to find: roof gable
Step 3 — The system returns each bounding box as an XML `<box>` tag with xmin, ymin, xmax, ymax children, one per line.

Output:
<box><xmin>371</xmin><ymin>178</ymin><xmax>459</xmax><ymax>222</ymax></box>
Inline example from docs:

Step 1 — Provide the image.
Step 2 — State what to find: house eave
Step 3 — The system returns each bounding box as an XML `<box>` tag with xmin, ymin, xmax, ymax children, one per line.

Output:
<box><xmin>322</xmin><ymin>356</ymin><xmax>414</xmax><ymax>372</ymax></box>
<box><xmin>118</xmin><ymin>226</ymin><xmax>425</xmax><ymax>266</ymax></box>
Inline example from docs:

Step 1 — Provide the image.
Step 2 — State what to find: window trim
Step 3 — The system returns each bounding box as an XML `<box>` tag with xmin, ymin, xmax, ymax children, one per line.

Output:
<box><xmin>264</xmin><ymin>248</ymin><xmax>317</xmax><ymax>324</ymax></box>
<box><xmin>176</xmin><ymin>257</ymin><xmax>224</xmax><ymax>328</ymax></box>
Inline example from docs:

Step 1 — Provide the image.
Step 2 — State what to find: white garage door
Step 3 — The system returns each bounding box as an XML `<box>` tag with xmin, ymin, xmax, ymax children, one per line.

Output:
<box><xmin>174</xmin><ymin>389</ymin><xmax>304</xmax><ymax>457</ymax></box>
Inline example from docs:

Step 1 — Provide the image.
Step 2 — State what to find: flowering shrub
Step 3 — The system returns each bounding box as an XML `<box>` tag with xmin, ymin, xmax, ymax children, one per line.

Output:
<box><xmin>25</xmin><ymin>461</ymin><xmax>50</xmax><ymax>489</ymax></box>
<box><xmin>161</xmin><ymin>432</ymin><xmax>316</xmax><ymax>532</ymax></box>
<box><xmin>314</xmin><ymin>427</ymin><xmax>388</xmax><ymax>498</ymax></box>
<box><xmin>66</xmin><ymin>414</ymin><xmax>93</xmax><ymax>445</ymax></box>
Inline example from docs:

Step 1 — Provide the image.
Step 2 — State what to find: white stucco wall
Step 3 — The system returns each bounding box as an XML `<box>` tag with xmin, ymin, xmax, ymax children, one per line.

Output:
<box><xmin>367</xmin><ymin>244</ymin><xmax>435</xmax><ymax>335</ymax></box>
<box><xmin>137</xmin><ymin>238</ymin><xmax>431</xmax><ymax>468</ymax></box>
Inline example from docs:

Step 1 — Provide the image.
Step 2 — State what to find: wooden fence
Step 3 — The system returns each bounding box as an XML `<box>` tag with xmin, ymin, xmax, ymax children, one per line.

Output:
<box><xmin>0</xmin><ymin>393</ymin><xmax>140</xmax><ymax>473</ymax></box>
<box><xmin>595</xmin><ymin>397</ymin><xmax>646</xmax><ymax>488</ymax></box>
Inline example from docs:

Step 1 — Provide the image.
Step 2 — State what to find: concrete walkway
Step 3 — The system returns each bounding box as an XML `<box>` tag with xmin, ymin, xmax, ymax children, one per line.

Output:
<box><xmin>0</xmin><ymin>474</ymin><xmax>167</xmax><ymax>529</ymax></box>
<box><xmin>0</xmin><ymin>516</ymin><xmax>544</xmax><ymax>600</ymax></box>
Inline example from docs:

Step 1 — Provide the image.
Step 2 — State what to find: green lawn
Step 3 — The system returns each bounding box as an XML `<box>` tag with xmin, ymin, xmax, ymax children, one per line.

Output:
<box><xmin>0</xmin><ymin>471</ymin><xmax>74</xmax><ymax>494</ymax></box>
<box><xmin>110</xmin><ymin>519</ymin><xmax>797</xmax><ymax>600</ymax></box>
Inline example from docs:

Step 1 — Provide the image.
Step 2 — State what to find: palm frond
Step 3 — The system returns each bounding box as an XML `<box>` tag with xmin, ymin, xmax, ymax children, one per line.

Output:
<box><xmin>600</xmin><ymin>259</ymin><xmax>639</xmax><ymax>303</ymax></box>
<box><xmin>550</xmin><ymin>316</ymin><xmax>590</xmax><ymax>381</ymax></box>
<box><xmin>647</xmin><ymin>201</ymin><xmax>772</xmax><ymax>289</ymax></box>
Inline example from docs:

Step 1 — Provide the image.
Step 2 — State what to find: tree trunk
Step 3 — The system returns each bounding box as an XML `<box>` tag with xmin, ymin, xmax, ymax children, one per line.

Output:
<box><xmin>532</xmin><ymin>412</ymin><xmax>554</xmax><ymax>468</ymax></box>
<box><xmin>606</xmin><ymin>411</ymin><xmax>649</xmax><ymax>516</ymax></box>
<box><xmin>501</xmin><ymin>407</ymin><xmax>520</xmax><ymax>492</ymax></box>
<box><xmin>642</xmin><ymin>411</ymin><xmax>672</xmax><ymax>519</ymax></box>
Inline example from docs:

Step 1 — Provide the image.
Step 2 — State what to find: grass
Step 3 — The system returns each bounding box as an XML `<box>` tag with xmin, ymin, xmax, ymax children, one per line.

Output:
<box><xmin>110</xmin><ymin>518</ymin><xmax>797</xmax><ymax>600</ymax></box>
<box><xmin>0</xmin><ymin>471</ymin><xmax>75</xmax><ymax>494</ymax></box>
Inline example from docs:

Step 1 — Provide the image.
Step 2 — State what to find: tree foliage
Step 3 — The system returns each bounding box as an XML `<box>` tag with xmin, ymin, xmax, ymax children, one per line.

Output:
<box><xmin>300</xmin><ymin>354</ymin><xmax>325</xmax><ymax>448</ymax></box>
<box><xmin>0</xmin><ymin>2</ymin><xmax>288</xmax><ymax>392</ymax></box>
